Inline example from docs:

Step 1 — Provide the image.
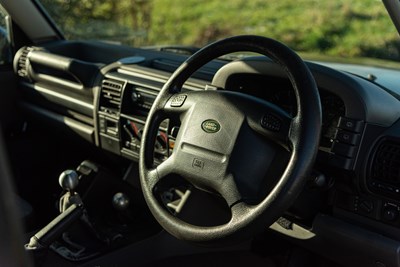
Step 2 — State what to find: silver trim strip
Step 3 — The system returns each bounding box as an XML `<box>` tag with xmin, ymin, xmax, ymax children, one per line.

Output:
<box><xmin>23</xmin><ymin>82</ymin><xmax>94</xmax><ymax>110</ymax></box>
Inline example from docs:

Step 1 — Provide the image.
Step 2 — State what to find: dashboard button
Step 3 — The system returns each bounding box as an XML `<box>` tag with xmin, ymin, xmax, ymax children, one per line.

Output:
<box><xmin>358</xmin><ymin>199</ymin><xmax>374</xmax><ymax>214</ymax></box>
<box><xmin>170</xmin><ymin>126</ymin><xmax>180</xmax><ymax>138</ymax></box>
<box><xmin>338</xmin><ymin>117</ymin><xmax>363</xmax><ymax>133</ymax></box>
<box><xmin>131</xmin><ymin>92</ymin><xmax>142</xmax><ymax>104</ymax></box>
<box><xmin>382</xmin><ymin>208</ymin><xmax>398</xmax><ymax>221</ymax></box>
<box><xmin>382</xmin><ymin>203</ymin><xmax>399</xmax><ymax>222</ymax></box>
<box><xmin>335</xmin><ymin>129</ymin><xmax>360</xmax><ymax>145</ymax></box>
<box><xmin>170</xmin><ymin>95</ymin><xmax>187</xmax><ymax>107</ymax></box>
<box><xmin>99</xmin><ymin>116</ymin><xmax>106</xmax><ymax>132</ymax></box>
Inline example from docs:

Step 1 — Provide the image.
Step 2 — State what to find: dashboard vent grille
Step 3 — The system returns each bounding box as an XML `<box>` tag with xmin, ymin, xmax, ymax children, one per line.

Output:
<box><xmin>371</xmin><ymin>141</ymin><xmax>400</xmax><ymax>184</ymax></box>
<box><xmin>16</xmin><ymin>46</ymin><xmax>34</xmax><ymax>78</ymax></box>
<box><xmin>100</xmin><ymin>78</ymin><xmax>125</xmax><ymax>111</ymax></box>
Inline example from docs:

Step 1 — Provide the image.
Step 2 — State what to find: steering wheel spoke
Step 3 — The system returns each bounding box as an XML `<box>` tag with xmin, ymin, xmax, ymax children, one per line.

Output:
<box><xmin>146</xmin><ymin>169</ymin><xmax>161</xmax><ymax>192</ymax></box>
<box><xmin>215</xmin><ymin>174</ymin><xmax>243</xmax><ymax>207</ymax></box>
<box><xmin>147</xmin><ymin>156</ymin><xmax>176</xmax><ymax>191</ymax></box>
<box><xmin>288</xmin><ymin>115</ymin><xmax>304</xmax><ymax>147</ymax></box>
<box><xmin>230</xmin><ymin>202</ymin><xmax>252</xmax><ymax>222</ymax></box>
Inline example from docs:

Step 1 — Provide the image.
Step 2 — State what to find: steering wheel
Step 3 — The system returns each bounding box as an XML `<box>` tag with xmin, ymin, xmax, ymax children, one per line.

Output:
<box><xmin>139</xmin><ymin>35</ymin><xmax>321</xmax><ymax>244</ymax></box>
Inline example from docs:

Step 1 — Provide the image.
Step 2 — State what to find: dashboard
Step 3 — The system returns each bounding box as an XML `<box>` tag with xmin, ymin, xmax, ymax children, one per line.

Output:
<box><xmin>11</xmin><ymin>40</ymin><xmax>400</xmax><ymax>266</ymax></box>
<box><xmin>13</xmin><ymin>41</ymin><xmax>400</xmax><ymax>188</ymax></box>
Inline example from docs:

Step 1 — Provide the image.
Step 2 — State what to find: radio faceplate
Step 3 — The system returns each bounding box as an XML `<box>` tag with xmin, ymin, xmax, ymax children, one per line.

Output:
<box><xmin>121</xmin><ymin>82</ymin><xmax>158</xmax><ymax>116</ymax></box>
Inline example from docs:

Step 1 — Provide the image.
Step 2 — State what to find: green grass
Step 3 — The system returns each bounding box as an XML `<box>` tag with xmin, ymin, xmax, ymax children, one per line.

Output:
<box><xmin>42</xmin><ymin>0</ymin><xmax>400</xmax><ymax>62</ymax></box>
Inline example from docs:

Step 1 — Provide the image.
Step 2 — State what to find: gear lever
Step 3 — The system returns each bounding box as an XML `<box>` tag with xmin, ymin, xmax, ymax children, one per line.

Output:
<box><xmin>59</xmin><ymin>170</ymin><xmax>83</xmax><ymax>213</ymax></box>
<box><xmin>112</xmin><ymin>192</ymin><xmax>133</xmax><ymax>224</ymax></box>
<box><xmin>59</xmin><ymin>169</ymin><xmax>79</xmax><ymax>192</ymax></box>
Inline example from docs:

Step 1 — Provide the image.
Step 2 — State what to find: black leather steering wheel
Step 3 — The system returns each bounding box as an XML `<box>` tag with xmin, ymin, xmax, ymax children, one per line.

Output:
<box><xmin>139</xmin><ymin>35</ymin><xmax>321</xmax><ymax>244</ymax></box>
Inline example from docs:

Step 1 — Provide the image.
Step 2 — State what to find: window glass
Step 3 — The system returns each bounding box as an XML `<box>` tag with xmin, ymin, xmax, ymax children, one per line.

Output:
<box><xmin>39</xmin><ymin>0</ymin><xmax>400</xmax><ymax>63</ymax></box>
<box><xmin>0</xmin><ymin>5</ymin><xmax>12</xmax><ymax>65</ymax></box>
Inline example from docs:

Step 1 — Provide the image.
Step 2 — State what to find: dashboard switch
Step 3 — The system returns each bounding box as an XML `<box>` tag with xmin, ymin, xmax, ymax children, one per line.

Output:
<box><xmin>358</xmin><ymin>199</ymin><xmax>374</xmax><ymax>214</ymax></box>
<box><xmin>99</xmin><ymin>116</ymin><xmax>106</xmax><ymax>133</ymax></box>
<box><xmin>335</xmin><ymin>129</ymin><xmax>360</xmax><ymax>145</ymax></box>
<box><xmin>338</xmin><ymin>117</ymin><xmax>363</xmax><ymax>133</ymax></box>
<box><xmin>131</xmin><ymin>91</ymin><xmax>142</xmax><ymax>104</ymax></box>
<box><xmin>170</xmin><ymin>126</ymin><xmax>180</xmax><ymax>138</ymax></box>
<box><xmin>382</xmin><ymin>203</ymin><xmax>399</xmax><ymax>222</ymax></box>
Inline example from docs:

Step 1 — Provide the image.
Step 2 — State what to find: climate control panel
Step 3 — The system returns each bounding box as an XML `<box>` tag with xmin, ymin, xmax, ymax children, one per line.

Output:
<box><xmin>119</xmin><ymin>115</ymin><xmax>172</xmax><ymax>162</ymax></box>
<box><xmin>98</xmin><ymin>110</ymin><xmax>175</xmax><ymax>163</ymax></box>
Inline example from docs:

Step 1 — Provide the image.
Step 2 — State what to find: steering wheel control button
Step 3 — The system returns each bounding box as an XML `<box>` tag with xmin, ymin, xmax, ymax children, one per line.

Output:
<box><xmin>338</xmin><ymin>117</ymin><xmax>363</xmax><ymax>133</ymax></box>
<box><xmin>201</xmin><ymin>120</ymin><xmax>220</xmax><ymax>133</ymax></box>
<box><xmin>170</xmin><ymin>94</ymin><xmax>187</xmax><ymax>107</ymax></box>
<box><xmin>334</xmin><ymin>129</ymin><xmax>360</xmax><ymax>145</ymax></box>
<box><xmin>261</xmin><ymin>114</ymin><xmax>281</xmax><ymax>132</ymax></box>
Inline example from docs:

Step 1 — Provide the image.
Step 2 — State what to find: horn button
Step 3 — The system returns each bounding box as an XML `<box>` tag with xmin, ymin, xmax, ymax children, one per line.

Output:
<box><xmin>172</xmin><ymin>100</ymin><xmax>244</xmax><ymax>184</ymax></box>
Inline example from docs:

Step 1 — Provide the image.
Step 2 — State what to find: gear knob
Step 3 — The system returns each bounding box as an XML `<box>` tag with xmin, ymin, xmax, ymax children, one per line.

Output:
<box><xmin>59</xmin><ymin>170</ymin><xmax>79</xmax><ymax>192</ymax></box>
<box><xmin>112</xmin><ymin>192</ymin><xmax>130</xmax><ymax>211</ymax></box>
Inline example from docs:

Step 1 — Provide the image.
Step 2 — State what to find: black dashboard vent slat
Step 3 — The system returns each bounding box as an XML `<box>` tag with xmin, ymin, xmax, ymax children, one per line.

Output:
<box><xmin>371</xmin><ymin>141</ymin><xmax>400</xmax><ymax>184</ymax></box>
<box><xmin>100</xmin><ymin>78</ymin><xmax>125</xmax><ymax>112</ymax></box>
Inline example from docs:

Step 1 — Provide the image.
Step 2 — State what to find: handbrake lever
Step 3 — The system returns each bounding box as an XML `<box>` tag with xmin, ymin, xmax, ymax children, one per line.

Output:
<box><xmin>26</xmin><ymin>204</ymin><xmax>84</xmax><ymax>250</ymax></box>
<box><xmin>25</xmin><ymin>204</ymin><xmax>84</xmax><ymax>265</ymax></box>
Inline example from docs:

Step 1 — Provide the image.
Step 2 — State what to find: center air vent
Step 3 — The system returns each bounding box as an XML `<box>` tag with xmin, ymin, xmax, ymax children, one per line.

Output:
<box><xmin>370</xmin><ymin>140</ymin><xmax>400</xmax><ymax>185</ymax></box>
<box><xmin>100</xmin><ymin>78</ymin><xmax>125</xmax><ymax>114</ymax></box>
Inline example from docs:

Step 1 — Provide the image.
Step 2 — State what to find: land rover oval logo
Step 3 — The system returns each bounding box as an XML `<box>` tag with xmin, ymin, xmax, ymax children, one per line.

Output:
<box><xmin>201</xmin><ymin>120</ymin><xmax>220</xmax><ymax>133</ymax></box>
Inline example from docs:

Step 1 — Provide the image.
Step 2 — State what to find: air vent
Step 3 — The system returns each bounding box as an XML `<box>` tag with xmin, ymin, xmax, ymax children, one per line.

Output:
<box><xmin>100</xmin><ymin>78</ymin><xmax>125</xmax><ymax>113</ymax></box>
<box><xmin>370</xmin><ymin>141</ymin><xmax>400</xmax><ymax>184</ymax></box>
<box><xmin>15</xmin><ymin>46</ymin><xmax>34</xmax><ymax>78</ymax></box>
